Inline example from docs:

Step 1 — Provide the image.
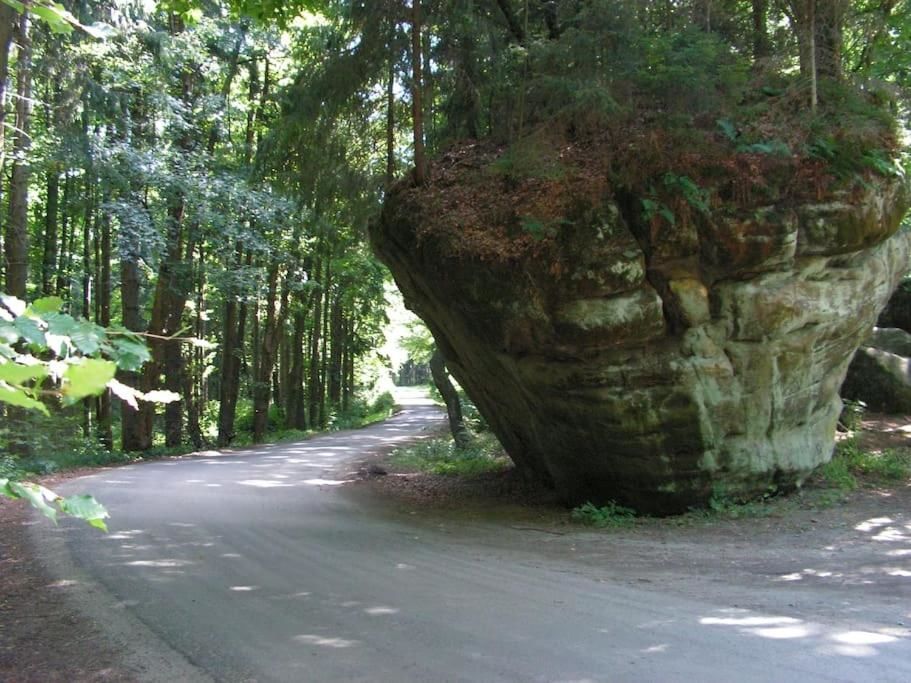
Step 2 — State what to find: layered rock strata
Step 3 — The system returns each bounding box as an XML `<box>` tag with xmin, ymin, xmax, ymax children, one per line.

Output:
<box><xmin>373</xmin><ymin>164</ymin><xmax>909</xmax><ymax>514</ymax></box>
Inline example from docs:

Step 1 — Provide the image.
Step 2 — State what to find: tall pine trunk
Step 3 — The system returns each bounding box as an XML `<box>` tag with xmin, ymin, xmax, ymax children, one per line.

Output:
<box><xmin>41</xmin><ymin>164</ymin><xmax>60</xmax><ymax>295</ymax></box>
<box><xmin>96</xmin><ymin>204</ymin><xmax>113</xmax><ymax>450</ymax></box>
<box><xmin>120</xmin><ymin>256</ymin><xmax>146</xmax><ymax>451</ymax></box>
<box><xmin>4</xmin><ymin>13</ymin><xmax>31</xmax><ymax>298</ymax></box>
<box><xmin>253</xmin><ymin>261</ymin><xmax>287</xmax><ymax>443</ymax></box>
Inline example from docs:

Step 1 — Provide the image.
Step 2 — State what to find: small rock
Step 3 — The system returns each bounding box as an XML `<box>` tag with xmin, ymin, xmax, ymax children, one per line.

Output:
<box><xmin>367</xmin><ymin>464</ymin><xmax>388</xmax><ymax>476</ymax></box>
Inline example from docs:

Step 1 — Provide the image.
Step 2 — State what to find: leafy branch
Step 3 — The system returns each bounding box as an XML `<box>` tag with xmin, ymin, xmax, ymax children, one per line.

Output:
<box><xmin>0</xmin><ymin>294</ymin><xmax>178</xmax><ymax>530</ymax></box>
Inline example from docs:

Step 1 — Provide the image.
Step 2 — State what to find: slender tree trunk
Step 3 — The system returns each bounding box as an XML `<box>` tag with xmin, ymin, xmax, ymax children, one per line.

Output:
<box><xmin>120</xmin><ymin>257</ymin><xmax>147</xmax><ymax>451</ymax></box>
<box><xmin>318</xmin><ymin>266</ymin><xmax>332</xmax><ymax>426</ymax></box>
<box><xmin>217</xmin><ymin>248</ymin><xmax>251</xmax><ymax>446</ymax></box>
<box><xmin>185</xmin><ymin>244</ymin><xmax>205</xmax><ymax>450</ymax></box>
<box><xmin>4</xmin><ymin>13</ymin><xmax>31</xmax><ymax>299</ymax></box>
<box><xmin>328</xmin><ymin>296</ymin><xmax>343</xmax><ymax>407</ymax></box>
<box><xmin>814</xmin><ymin>0</ymin><xmax>844</xmax><ymax>81</ymax></box>
<box><xmin>430</xmin><ymin>350</ymin><xmax>471</xmax><ymax>448</ymax></box>
<box><xmin>308</xmin><ymin>259</ymin><xmax>323</xmax><ymax>428</ymax></box>
<box><xmin>287</xmin><ymin>308</ymin><xmax>308</xmax><ymax>429</ymax></box>
<box><xmin>253</xmin><ymin>261</ymin><xmax>288</xmax><ymax>443</ymax></box>
<box><xmin>0</xmin><ymin>3</ymin><xmax>15</xmax><ymax>241</ymax></box>
<box><xmin>217</xmin><ymin>276</ymin><xmax>239</xmax><ymax>445</ymax></box>
<box><xmin>41</xmin><ymin>164</ymin><xmax>60</xmax><ymax>295</ymax></box>
<box><xmin>386</xmin><ymin>54</ymin><xmax>396</xmax><ymax>186</ymax></box>
<box><xmin>96</xmin><ymin>204</ymin><xmax>113</xmax><ymax>450</ymax></box>
<box><xmin>56</xmin><ymin>172</ymin><xmax>71</xmax><ymax>297</ymax></box>
<box><xmin>752</xmin><ymin>0</ymin><xmax>770</xmax><ymax>62</ymax></box>
<box><xmin>341</xmin><ymin>314</ymin><xmax>353</xmax><ymax>412</ymax></box>
<box><xmin>410</xmin><ymin>0</ymin><xmax>426</xmax><ymax>185</ymax></box>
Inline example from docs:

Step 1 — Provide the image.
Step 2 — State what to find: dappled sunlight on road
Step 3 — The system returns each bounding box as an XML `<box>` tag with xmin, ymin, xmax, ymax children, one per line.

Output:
<box><xmin>293</xmin><ymin>634</ymin><xmax>359</xmax><ymax>648</ymax></box>
<box><xmin>699</xmin><ymin>608</ymin><xmax>906</xmax><ymax>658</ymax></box>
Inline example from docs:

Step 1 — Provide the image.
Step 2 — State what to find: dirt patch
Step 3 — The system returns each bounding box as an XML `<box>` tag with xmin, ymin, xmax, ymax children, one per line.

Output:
<box><xmin>0</xmin><ymin>470</ymin><xmax>136</xmax><ymax>682</ymax></box>
<box><xmin>348</xmin><ymin>420</ymin><xmax>911</xmax><ymax>624</ymax></box>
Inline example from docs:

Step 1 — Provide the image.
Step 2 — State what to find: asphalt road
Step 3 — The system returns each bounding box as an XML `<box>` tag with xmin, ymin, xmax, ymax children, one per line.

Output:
<box><xmin>30</xmin><ymin>390</ymin><xmax>911</xmax><ymax>682</ymax></box>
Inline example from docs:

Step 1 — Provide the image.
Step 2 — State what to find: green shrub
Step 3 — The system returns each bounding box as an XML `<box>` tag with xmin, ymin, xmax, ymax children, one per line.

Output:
<box><xmin>234</xmin><ymin>399</ymin><xmax>286</xmax><ymax>433</ymax></box>
<box><xmin>389</xmin><ymin>433</ymin><xmax>508</xmax><ymax>476</ymax></box>
<box><xmin>817</xmin><ymin>439</ymin><xmax>911</xmax><ymax>488</ymax></box>
<box><xmin>571</xmin><ymin>501</ymin><xmax>637</xmax><ymax>528</ymax></box>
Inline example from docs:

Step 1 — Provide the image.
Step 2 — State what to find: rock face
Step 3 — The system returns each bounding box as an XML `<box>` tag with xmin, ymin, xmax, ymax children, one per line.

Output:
<box><xmin>372</xmin><ymin>152</ymin><xmax>910</xmax><ymax>514</ymax></box>
<box><xmin>843</xmin><ymin>328</ymin><xmax>911</xmax><ymax>414</ymax></box>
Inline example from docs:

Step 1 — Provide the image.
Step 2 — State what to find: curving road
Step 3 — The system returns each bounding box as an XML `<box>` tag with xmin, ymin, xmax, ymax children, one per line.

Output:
<box><xmin>30</xmin><ymin>389</ymin><xmax>911</xmax><ymax>682</ymax></box>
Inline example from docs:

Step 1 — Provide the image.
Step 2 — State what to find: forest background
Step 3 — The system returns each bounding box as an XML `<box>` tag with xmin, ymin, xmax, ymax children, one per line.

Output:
<box><xmin>0</xmin><ymin>0</ymin><xmax>909</xmax><ymax>483</ymax></box>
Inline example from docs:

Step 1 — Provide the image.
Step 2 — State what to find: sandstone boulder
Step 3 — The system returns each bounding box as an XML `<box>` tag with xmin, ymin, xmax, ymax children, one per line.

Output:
<box><xmin>372</xmin><ymin>149</ymin><xmax>910</xmax><ymax>514</ymax></box>
<box><xmin>842</xmin><ymin>328</ymin><xmax>911</xmax><ymax>414</ymax></box>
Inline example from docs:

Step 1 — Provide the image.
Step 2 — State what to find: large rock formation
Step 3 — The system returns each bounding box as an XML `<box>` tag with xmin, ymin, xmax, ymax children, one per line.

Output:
<box><xmin>372</xmin><ymin>145</ymin><xmax>910</xmax><ymax>514</ymax></box>
<box><xmin>843</xmin><ymin>327</ymin><xmax>911</xmax><ymax>414</ymax></box>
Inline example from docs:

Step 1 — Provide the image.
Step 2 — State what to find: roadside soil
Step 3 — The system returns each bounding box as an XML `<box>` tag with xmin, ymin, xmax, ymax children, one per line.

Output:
<box><xmin>3</xmin><ymin>414</ymin><xmax>910</xmax><ymax>680</ymax></box>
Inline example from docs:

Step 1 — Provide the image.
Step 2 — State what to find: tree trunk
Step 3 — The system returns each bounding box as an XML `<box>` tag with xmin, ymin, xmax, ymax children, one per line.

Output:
<box><xmin>253</xmin><ymin>261</ymin><xmax>288</xmax><ymax>443</ymax></box>
<box><xmin>385</xmin><ymin>53</ymin><xmax>396</xmax><ymax>186</ymax></box>
<box><xmin>56</xmin><ymin>172</ymin><xmax>71</xmax><ymax>297</ymax></box>
<box><xmin>81</xmin><ymin>177</ymin><xmax>94</xmax><ymax>318</ymax></box>
<box><xmin>96</xmin><ymin>205</ymin><xmax>113</xmax><ymax>450</ymax></box>
<box><xmin>0</xmin><ymin>3</ymin><xmax>15</xmax><ymax>247</ymax></box>
<box><xmin>120</xmin><ymin>257</ymin><xmax>148</xmax><ymax>451</ymax></box>
<box><xmin>814</xmin><ymin>0</ymin><xmax>844</xmax><ymax>81</ymax></box>
<box><xmin>217</xmin><ymin>248</ymin><xmax>251</xmax><ymax>446</ymax></box>
<box><xmin>287</xmin><ymin>308</ymin><xmax>308</xmax><ymax>429</ymax></box>
<box><xmin>410</xmin><ymin>0</ymin><xmax>426</xmax><ymax>185</ymax></box>
<box><xmin>430</xmin><ymin>350</ymin><xmax>471</xmax><ymax>448</ymax></box>
<box><xmin>41</xmin><ymin>164</ymin><xmax>60</xmax><ymax>295</ymax></box>
<box><xmin>751</xmin><ymin>0</ymin><xmax>770</xmax><ymax>62</ymax></box>
<box><xmin>328</xmin><ymin>296</ymin><xmax>343</xmax><ymax>408</ymax></box>
<box><xmin>308</xmin><ymin>260</ymin><xmax>323</xmax><ymax>428</ymax></box>
<box><xmin>4</xmin><ymin>13</ymin><xmax>31</xmax><ymax>299</ymax></box>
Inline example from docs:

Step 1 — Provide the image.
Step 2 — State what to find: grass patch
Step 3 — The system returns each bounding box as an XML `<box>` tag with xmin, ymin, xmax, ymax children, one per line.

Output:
<box><xmin>817</xmin><ymin>439</ymin><xmax>911</xmax><ymax>490</ymax></box>
<box><xmin>389</xmin><ymin>433</ymin><xmax>509</xmax><ymax>477</ymax></box>
<box><xmin>570</xmin><ymin>501</ymin><xmax>637</xmax><ymax>528</ymax></box>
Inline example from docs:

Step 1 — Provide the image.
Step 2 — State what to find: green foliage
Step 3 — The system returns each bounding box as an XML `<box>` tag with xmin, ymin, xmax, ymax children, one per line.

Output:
<box><xmin>818</xmin><ymin>454</ymin><xmax>858</xmax><ymax>491</ymax></box>
<box><xmin>839</xmin><ymin>399</ymin><xmax>867</xmax><ymax>432</ymax></box>
<box><xmin>487</xmin><ymin>138</ymin><xmax>567</xmax><ymax>182</ymax></box>
<box><xmin>818</xmin><ymin>439</ymin><xmax>911</xmax><ymax>490</ymax></box>
<box><xmin>0</xmin><ymin>295</ymin><xmax>165</xmax><ymax>416</ymax></box>
<box><xmin>1</xmin><ymin>0</ymin><xmax>115</xmax><ymax>38</ymax></box>
<box><xmin>330</xmin><ymin>391</ymin><xmax>395</xmax><ymax>431</ymax></box>
<box><xmin>0</xmin><ymin>294</ymin><xmax>173</xmax><ymax>529</ymax></box>
<box><xmin>389</xmin><ymin>433</ymin><xmax>508</xmax><ymax>477</ymax></box>
<box><xmin>0</xmin><ymin>479</ymin><xmax>109</xmax><ymax>531</ymax></box>
<box><xmin>570</xmin><ymin>501</ymin><xmax>637</xmax><ymax>529</ymax></box>
<box><xmin>703</xmin><ymin>485</ymin><xmax>778</xmax><ymax>519</ymax></box>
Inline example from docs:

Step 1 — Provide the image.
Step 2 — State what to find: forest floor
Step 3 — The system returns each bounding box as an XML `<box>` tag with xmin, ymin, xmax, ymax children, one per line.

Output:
<box><xmin>1</xmin><ymin>415</ymin><xmax>909</xmax><ymax>681</ymax></box>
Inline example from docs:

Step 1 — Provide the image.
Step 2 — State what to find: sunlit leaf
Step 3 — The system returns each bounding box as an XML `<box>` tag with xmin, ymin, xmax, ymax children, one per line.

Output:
<box><xmin>81</xmin><ymin>21</ymin><xmax>117</xmax><ymax>40</ymax></box>
<box><xmin>70</xmin><ymin>320</ymin><xmax>104</xmax><ymax>355</ymax></box>
<box><xmin>0</xmin><ymin>362</ymin><xmax>48</xmax><ymax>384</ymax></box>
<box><xmin>188</xmin><ymin>337</ymin><xmax>217</xmax><ymax>350</ymax></box>
<box><xmin>59</xmin><ymin>494</ymin><xmax>109</xmax><ymax>532</ymax></box>
<box><xmin>62</xmin><ymin>359</ymin><xmax>117</xmax><ymax>402</ymax></box>
<box><xmin>14</xmin><ymin>317</ymin><xmax>46</xmax><ymax>347</ymax></box>
<box><xmin>0</xmin><ymin>294</ymin><xmax>26</xmax><ymax>317</ymax></box>
<box><xmin>107</xmin><ymin>378</ymin><xmax>140</xmax><ymax>409</ymax></box>
<box><xmin>0</xmin><ymin>383</ymin><xmax>50</xmax><ymax>414</ymax></box>
<box><xmin>110</xmin><ymin>335</ymin><xmax>150</xmax><ymax>370</ymax></box>
<box><xmin>141</xmin><ymin>390</ymin><xmax>181</xmax><ymax>404</ymax></box>
<box><xmin>9</xmin><ymin>481</ymin><xmax>59</xmax><ymax>523</ymax></box>
<box><xmin>29</xmin><ymin>296</ymin><xmax>64</xmax><ymax>314</ymax></box>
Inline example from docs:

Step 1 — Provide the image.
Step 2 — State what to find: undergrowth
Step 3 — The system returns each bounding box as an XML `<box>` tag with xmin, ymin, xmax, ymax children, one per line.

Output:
<box><xmin>818</xmin><ymin>439</ymin><xmax>911</xmax><ymax>491</ymax></box>
<box><xmin>570</xmin><ymin>501</ymin><xmax>637</xmax><ymax>528</ymax></box>
<box><xmin>389</xmin><ymin>433</ymin><xmax>508</xmax><ymax>477</ymax></box>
